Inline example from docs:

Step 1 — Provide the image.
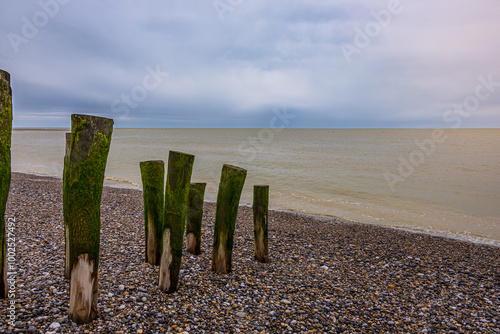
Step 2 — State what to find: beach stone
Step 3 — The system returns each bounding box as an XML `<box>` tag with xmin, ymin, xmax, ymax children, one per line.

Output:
<box><xmin>48</xmin><ymin>322</ymin><xmax>60</xmax><ymax>330</ymax></box>
<box><xmin>1</xmin><ymin>173</ymin><xmax>499</xmax><ymax>334</ymax></box>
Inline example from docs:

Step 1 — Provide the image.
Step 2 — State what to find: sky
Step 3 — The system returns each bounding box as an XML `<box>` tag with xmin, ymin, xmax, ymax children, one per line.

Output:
<box><xmin>0</xmin><ymin>0</ymin><xmax>499</xmax><ymax>128</ymax></box>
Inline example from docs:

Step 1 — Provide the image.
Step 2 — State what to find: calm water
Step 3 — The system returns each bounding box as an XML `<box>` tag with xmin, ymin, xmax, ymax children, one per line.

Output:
<box><xmin>11</xmin><ymin>128</ymin><xmax>500</xmax><ymax>246</ymax></box>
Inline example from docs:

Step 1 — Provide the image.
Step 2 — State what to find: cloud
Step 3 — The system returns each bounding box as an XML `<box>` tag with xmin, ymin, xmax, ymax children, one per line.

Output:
<box><xmin>0</xmin><ymin>0</ymin><xmax>499</xmax><ymax>128</ymax></box>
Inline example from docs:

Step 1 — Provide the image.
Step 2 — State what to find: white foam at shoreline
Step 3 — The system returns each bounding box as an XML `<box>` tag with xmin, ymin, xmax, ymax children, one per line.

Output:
<box><xmin>12</xmin><ymin>171</ymin><xmax>500</xmax><ymax>248</ymax></box>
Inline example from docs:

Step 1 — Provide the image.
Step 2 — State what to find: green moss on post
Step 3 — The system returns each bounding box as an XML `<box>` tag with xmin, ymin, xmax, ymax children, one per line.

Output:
<box><xmin>64</xmin><ymin>132</ymin><xmax>71</xmax><ymax>279</ymax></box>
<box><xmin>253</xmin><ymin>185</ymin><xmax>269</xmax><ymax>263</ymax></box>
<box><xmin>0</xmin><ymin>70</ymin><xmax>13</xmax><ymax>299</ymax></box>
<box><xmin>211</xmin><ymin>164</ymin><xmax>247</xmax><ymax>274</ymax></box>
<box><xmin>64</xmin><ymin>114</ymin><xmax>113</xmax><ymax>324</ymax></box>
<box><xmin>158</xmin><ymin>151</ymin><xmax>194</xmax><ymax>293</ymax></box>
<box><xmin>186</xmin><ymin>182</ymin><xmax>206</xmax><ymax>255</ymax></box>
<box><xmin>140</xmin><ymin>160</ymin><xmax>165</xmax><ymax>265</ymax></box>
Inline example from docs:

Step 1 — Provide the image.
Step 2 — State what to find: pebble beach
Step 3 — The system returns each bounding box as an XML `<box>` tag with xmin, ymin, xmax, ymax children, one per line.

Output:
<box><xmin>1</xmin><ymin>172</ymin><xmax>499</xmax><ymax>333</ymax></box>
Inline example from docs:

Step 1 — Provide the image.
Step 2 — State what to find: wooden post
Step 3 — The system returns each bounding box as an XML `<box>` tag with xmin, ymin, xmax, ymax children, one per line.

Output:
<box><xmin>211</xmin><ymin>164</ymin><xmax>247</xmax><ymax>274</ymax></box>
<box><xmin>158</xmin><ymin>151</ymin><xmax>194</xmax><ymax>293</ymax></box>
<box><xmin>186</xmin><ymin>182</ymin><xmax>206</xmax><ymax>255</ymax></box>
<box><xmin>253</xmin><ymin>185</ymin><xmax>269</xmax><ymax>263</ymax></box>
<box><xmin>64</xmin><ymin>132</ymin><xmax>71</xmax><ymax>279</ymax></box>
<box><xmin>64</xmin><ymin>114</ymin><xmax>113</xmax><ymax>324</ymax></box>
<box><xmin>0</xmin><ymin>70</ymin><xmax>13</xmax><ymax>299</ymax></box>
<box><xmin>140</xmin><ymin>160</ymin><xmax>165</xmax><ymax>265</ymax></box>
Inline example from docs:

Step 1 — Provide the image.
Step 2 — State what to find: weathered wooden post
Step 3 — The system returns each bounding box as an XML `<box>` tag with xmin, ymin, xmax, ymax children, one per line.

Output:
<box><xmin>158</xmin><ymin>151</ymin><xmax>194</xmax><ymax>293</ymax></box>
<box><xmin>0</xmin><ymin>70</ymin><xmax>13</xmax><ymax>299</ymax></box>
<box><xmin>140</xmin><ymin>160</ymin><xmax>165</xmax><ymax>265</ymax></box>
<box><xmin>186</xmin><ymin>182</ymin><xmax>206</xmax><ymax>255</ymax></box>
<box><xmin>64</xmin><ymin>132</ymin><xmax>71</xmax><ymax>279</ymax></box>
<box><xmin>211</xmin><ymin>164</ymin><xmax>247</xmax><ymax>274</ymax></box>
<box><xmin>64</xmin><ymin>114</ymin><xmax>113</xmax><ymax>324</ymax></box>
<box><xmin>253</xmin><ymin>185</ymin><xmax>269</xmax><ymax>263</ymax></box>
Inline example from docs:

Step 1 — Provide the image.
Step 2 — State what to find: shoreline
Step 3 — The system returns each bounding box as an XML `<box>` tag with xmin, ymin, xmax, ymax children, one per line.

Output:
<box><xmin>11</xmin><ymin>171</ymin><xmax>500</xmax><ymax>248</ymax></box>
<box><xmin>0</xmin><ymin>172</ymin><xmax>499</xmax><ymax>333</ymax></box>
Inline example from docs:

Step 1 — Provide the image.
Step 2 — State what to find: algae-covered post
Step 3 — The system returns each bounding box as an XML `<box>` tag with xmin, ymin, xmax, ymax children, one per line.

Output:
<box><xmin>158</xmin><ymin>151</ymin><xmax>194</xmax><ymax>293</ymax></box>
<box><xmin>140</xmin><ymin>160</ymin><xmax>165</xmax><ymax>265</ymax></box>
<box><xmin>64</xmin><ymin>114</ymin><xmax>113</xmax><ymax>324</ymax></box>
<box><xmin>253</xmin><ymin>185</ymin><xmax>270</xmax><ymax>263</ymax></box>
<box><xmin>212</xmin><ymin>164</ymin><xmax>247</xmax><ymax>274</ymax></box>
<box><xmin>186</xmin><ymin>182</ymin><xmax>206</xmax><ymax>255</ymax></box>
<box><xmin>0</xmin><ymin>69</ymin><xmax>13</xmax><ymax>299</ymax></box>
<box><xmin>63</xmin><ymin>132</ymin><xmax>71</xmax><ymax>279</ymax></box>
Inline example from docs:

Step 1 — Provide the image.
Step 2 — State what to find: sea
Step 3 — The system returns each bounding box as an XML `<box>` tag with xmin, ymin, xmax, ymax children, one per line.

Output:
<box><xmin>11</xmin><ymin>128</ymin><xmax>500</xmax><ymax>247</ymax></box>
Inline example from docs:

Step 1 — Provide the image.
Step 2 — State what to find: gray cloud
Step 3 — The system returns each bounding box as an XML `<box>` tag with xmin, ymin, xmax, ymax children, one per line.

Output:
<box><xmin>1</xmin><ymin>0</ymin><xmax>499</xmax><ymax>128</ymax></box>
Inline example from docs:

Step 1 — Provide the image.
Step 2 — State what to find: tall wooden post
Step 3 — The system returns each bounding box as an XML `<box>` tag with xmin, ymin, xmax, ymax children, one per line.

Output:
<box><xmin>186</xmin><ymin>182</ymin><xmax>206</xmax><ymax>255</ymax></box>
<box><xmin>64</xmin><ymin>132</ymin><xmax>71</xmax><ymax>279</ymax></box>
<box><xmin>158</xmin><ymin>151</ymin><xmax>194</xmax><ymax>293</ymax></box>
<box><xmin>64</xmin><ymin>114</ymin><xmax>113</xmax><ymax>324</ymax></box>
<box><xmin>253</xmin><ymin>185</ymin><xmax>269</xmax><ymax>263</ymax></box>
<box><xmin>211</xmin><ymin>164</ymin><xmax>247</xmax><ymax>274</ymax></box>
<box><xmin>140</xmin><ymin>160</ymin><xmax>165</xmax><ymax>265</ymax></box>
<box><xmin>0</xmin><ymin>70</ymin><xmax>13</xmax><ymax>299</ymax></box>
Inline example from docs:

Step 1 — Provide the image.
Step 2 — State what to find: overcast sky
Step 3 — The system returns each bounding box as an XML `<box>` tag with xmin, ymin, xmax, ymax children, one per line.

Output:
<box><xmin>1</xmin><ymin>0</ymin><xmax>499</xmax><ymax>128</ymax></box>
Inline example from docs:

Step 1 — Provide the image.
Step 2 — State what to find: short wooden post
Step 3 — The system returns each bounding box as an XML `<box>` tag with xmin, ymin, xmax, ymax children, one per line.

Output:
<box><xmin>186</xmin><ymin>182</ymin><xmax>206</xmax><ymax>255</ymax></box>
<box><xmin>253</xmin><ymin>185</ymin><xmax>269</xmax><ymax>263</ymax></box>
<box><xmin>140</xmin><ymin>160</ymin><xmax>165</xmax><ymax>265</ymax></box>
<box><xmin>158</xmin><ymin>151</ymin><xmax>194</xmax><ymax>293</ymax></box>
<box><xmin>0</xmin><ymin>69</ymin><xmax>13</xmax><ymax>299</ymax></box>
<box><xmin>211</xmin><ymin>164</ymin><xmax>247</xmax><ymax>274</ymax></box>
<box><xmin>64</xmin><ymin>132</ymin><xmax>71</xmax><ymax>279</ymax></box>
<box><xmin>64</xmin><ymin>114</ymin><xmax>113</xmax><ymax>324</ymax></box>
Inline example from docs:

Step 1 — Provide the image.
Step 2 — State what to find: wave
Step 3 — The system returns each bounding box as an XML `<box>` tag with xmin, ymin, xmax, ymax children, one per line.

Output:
<box><xmin>104</xmin><ymin>176</ymin><xmax>141</xmax><ymax>188</ymax></box>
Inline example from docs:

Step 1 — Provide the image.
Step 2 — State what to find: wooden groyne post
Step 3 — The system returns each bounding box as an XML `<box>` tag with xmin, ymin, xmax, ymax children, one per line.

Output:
<box><xmin>0</xmin><ymin>69</ymin><xmax>13</xmax><ymax>299</ymax></box>
<box><xmin>64</xmin><ymin>114</ymin><xmax>113</xmax><ymax>323</ymax></box>
<box><xmin>212</xmin><ymin>164</ymin><xmax>247</xmax><ymax>274</ymax></box>
<box><xmin>253</xmin><ymin>185</ymin><xmax>269</xmax><ymax>263</ymax></box>
<box><xmin>140</xmin><ymin>160</ymin><xmax>165</xmax><ymax>265</ymax></box>
<box><xmin>186</xmin><ymin>182</ymin><xmax>206</xmax><ymax>255</ymax></box>
<box><xmin>64</xmin><ymin>132</ymin><xmax>71</xmax><ymax>279</ymax></box>
<box><xmin>158</xmin><ymin>151</ymin><xmax>194</xmax><ymax>293</ymax></box>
